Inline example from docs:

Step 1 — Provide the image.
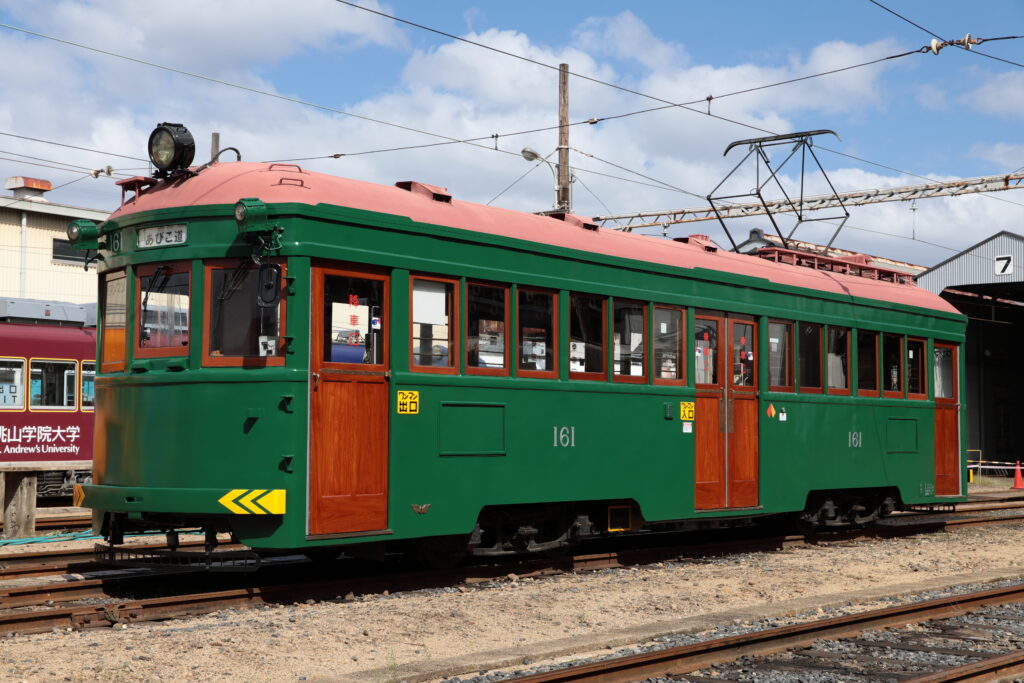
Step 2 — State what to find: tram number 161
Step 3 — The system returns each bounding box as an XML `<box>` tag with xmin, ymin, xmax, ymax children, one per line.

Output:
<box><xmin>848</xmin><ymin>431</ymin><xmax>863</xmax><ymax>448</ymax></box>
<box><xmin>553</xmin><ymin>426</ymin><xmax>576</xmax><ymax>448</ymax></box>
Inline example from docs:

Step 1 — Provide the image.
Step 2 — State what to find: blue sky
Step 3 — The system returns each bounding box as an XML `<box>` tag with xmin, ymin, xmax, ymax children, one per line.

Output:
<box><xmin>0</xmin><ymin>0</ymin><xmax>1021</xmax><ymax>265</ymax></box>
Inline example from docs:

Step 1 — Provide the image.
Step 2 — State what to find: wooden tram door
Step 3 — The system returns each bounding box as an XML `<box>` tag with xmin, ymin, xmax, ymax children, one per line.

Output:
<box><xmin>694</xmin><ymin>314</ymin><xmax>759</xmax><ymax>510</ymax></box>
<box><xmin>309</xmin><ymin>266</ymin><xmax>390</xmax><ymax>536</ymax></box>
<box><xmin>933</xmin><ymin>343</ymin><xmax>960</xmax><ymax>496</ymax></box>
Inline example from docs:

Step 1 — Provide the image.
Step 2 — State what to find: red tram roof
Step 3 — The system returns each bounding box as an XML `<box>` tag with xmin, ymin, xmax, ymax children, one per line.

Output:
<box><xmin>112</xmin><ymin>163</ymin><xmax>958</xmax><ymax>315</ymax></box>
<box><xmin>0</xmin><ymin>321</ymin><xmax>96</xmax><ymax>360</ymax></box>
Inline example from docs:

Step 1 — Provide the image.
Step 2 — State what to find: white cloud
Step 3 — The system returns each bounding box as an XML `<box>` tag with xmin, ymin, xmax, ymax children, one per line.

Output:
<box><xmin>971</xmin><ymin>142</ymin><xmax>1024</xmax><ymax>170</ymax></box>
<box><xmin>964</xmin><ymin>70</ymin><xmax>1024</xmax><ymax>118</ymax></box>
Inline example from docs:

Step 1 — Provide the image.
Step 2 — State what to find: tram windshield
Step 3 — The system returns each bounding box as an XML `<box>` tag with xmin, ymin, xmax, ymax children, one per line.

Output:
<box><xmin>208</xmin><ymin>263</ymin><xmax>283</xmax><ymax>358</ymax></box>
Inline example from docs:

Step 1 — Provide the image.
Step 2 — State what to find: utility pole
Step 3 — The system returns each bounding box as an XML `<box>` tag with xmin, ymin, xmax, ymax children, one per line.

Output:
<box><xmin>556</xmin><ymin>63</ymin><xmax>571</xmax><ymax>213</ymax></box>
<box><xmin>211</xmin><ymin>132</ymin><xmax>220</xmax><ymax>163</ymax></box>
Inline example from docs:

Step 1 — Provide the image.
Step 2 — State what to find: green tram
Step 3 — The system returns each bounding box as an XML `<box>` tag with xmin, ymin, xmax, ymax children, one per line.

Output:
<box><xmin>70</xmin><ymin>125</ymin><xmax>966</xmax><ymax>567</ymax></box>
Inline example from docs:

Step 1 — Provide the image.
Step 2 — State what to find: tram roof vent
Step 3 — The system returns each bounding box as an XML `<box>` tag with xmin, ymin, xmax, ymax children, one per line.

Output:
<box><xmin>395</xmin><ymin>181</ymin><xmax>452</xmax><ymax>203</ymax></box>
<box><xmin>673</xmin><ymin>234</ymin><xmax>717</xmax><ymax>253</ymax></box>
<box><xmin>547</xmin><ymin>212</ymin><xmax>598</xmax><ymax>230</ymax></box>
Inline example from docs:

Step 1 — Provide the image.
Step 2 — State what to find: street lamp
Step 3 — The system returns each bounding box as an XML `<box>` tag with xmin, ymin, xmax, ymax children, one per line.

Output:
<box><xmin>521</xmin><ymin>147</ymin><xmax>568</xmax><ymax>212</ymax></box>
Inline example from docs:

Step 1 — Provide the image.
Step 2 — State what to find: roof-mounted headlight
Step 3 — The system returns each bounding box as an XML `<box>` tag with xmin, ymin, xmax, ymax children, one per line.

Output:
<box><xmin>235</xmin><ymin>198</ymin><xmax>269</xmax><ymax>236</ymax></box>
<box><xmin>148</xmin><ymin>123</ymin><xmax>195</xmax><ymax>177</ymax></box>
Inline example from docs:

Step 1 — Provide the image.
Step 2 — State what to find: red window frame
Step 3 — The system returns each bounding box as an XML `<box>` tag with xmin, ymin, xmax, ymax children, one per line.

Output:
<box><xmin>767</xmin><ymin>319</ymin><xmax>794</xmax><ymax>392</ymax></box>
<box><xmin>135</xmin><ymin>261</ymin><xmax>191</xmax><ymax>359</ymax></box>
<box><xmin>826</xmin><ymin>326</ymin><xmax>851</xmax><ymax>396</ymax></box>
<box><xmin>612</xmin><ymin>299</ymin><xmax>648</xmax><ymax>384</ymax></box>
<box><xmin>856</xmin><ymin>330</ymin><xmax>880</xmax><ymax>398</ymax></box>
<box><xmin>410</xmin><ymin>275</ymin><xmax>459</xmax><ymax>375</ymax></box>
<box><xmin>516</xmin><ymin>288</ymin><xmax>558</xmax><ymax>379</ymax></box>
<box><xmin>569</xmin><ymin>293</ymin><xmax>607</xmax><ymax>382</ymax></box>
<box><xmin>934</xmin><ymin>342</ymin><xmax>958</xmax><ymax>404</ymax></box>
<box><xmin>907</xmin><ymin>337</ymin><xmax>927</xmax><ymax>400</ymax></box>
<box><xmin>315</xmin><ymin>265</ymin><xmax>389</xmax><ymax>372</ymax></box>
<box><xmin>797</xmin><ymin>322</ymin><xmax>823</xmax><ymax>394</ymax></box>
<box><xmin>465</xmin><ymin>281</ymin><xmax>509</xmax><ymax>377</ymax></box>
<box><xmin>882</xmin><ymin>333</ymin><xmax>904</xmax><ymax>399</ymax></box>
<box><xmin>100</xmin><ymin>269</ymin><xmax>128</xmax><ymax>373</ymax></box>
<box><xmin>202</xmin><ymin>259</ymin><xmax>288</xmax><ymax>368</ymax></box>
<box><xmin>652</xmin><ymin>305</ymin><xmax>686</xmax><ymax>386</ymax></box>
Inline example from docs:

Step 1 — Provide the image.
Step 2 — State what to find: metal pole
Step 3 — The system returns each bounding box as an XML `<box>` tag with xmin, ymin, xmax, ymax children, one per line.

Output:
<box><xmin>211</xmin><ymin>132</ymin><xmax>220</xmax><ymax>163</ymax></box>
<box><xmin>557</xmin><ymin>63</ymin><xmax>570</xmax><ymax>213</ymax></box>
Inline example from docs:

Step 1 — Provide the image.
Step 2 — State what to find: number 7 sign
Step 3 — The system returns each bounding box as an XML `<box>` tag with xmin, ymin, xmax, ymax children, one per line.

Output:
<box><xmin>995</xmin><ymin>254</ymin><xmax>1013</xmax><ymax>276</ymax></box>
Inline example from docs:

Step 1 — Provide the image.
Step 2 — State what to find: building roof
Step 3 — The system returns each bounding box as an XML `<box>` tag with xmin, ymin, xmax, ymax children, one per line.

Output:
<box><xmin>916</xmin><ymin>231</ymin><xmax>1024</xmax><ymax>294</ymax></box>
<box><xmin>109</xmin><ymin>162</ymin><xmax>959</xmax><ymax>315</ymax></box>
<box><xmin>0</xmin><ymin>194</ymin><xmax>110</xmax><ymax>221</ymax></box>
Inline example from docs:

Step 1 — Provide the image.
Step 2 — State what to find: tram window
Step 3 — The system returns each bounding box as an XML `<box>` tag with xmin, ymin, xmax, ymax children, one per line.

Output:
<box><xmin>29</xmin><ymin>360</ymin><xmax>76</xmax><ymax>409</ymax></box>
<box><xmin>323</xmin><ymin>275</ymin><xmax>385</xmax><ymax>366</ymax></box>
<box><xmin>613</xmin><ymin>301</ymin><xmax>646</xmax><ymax>380</ymax></box>
<box><xmin>570</xmin><ymin>294</ymin><xmax>605</xmax><ymax>379</ymax></box>
<box><xmin>694</xmin><ymin>318</ymin><xmax>718</xmax><ymax>385</ymax></box>
<box><xmin>732</xmin><ymin>322</ymin><xmax>754</xmax><ymax>387</ymax></box>
<box><xmin>81</xmin><ymin>362</ymin><xmax>95</xmax><ymax>409</ymax></box>
<box><xmin>857</xmin><ymin>331</ymin><xmax>879</xmax><ymax>396</ymax></box>
<box><xmin>907</xmin><ymin>338</ymin><xmax>926</xmax><ymax>399</ymax></box>
<box><xmin>0</xmin><ymin>358</ymin><xmax>25</xmax><ymax>409</ymax></box>
<box><xmin>768</xmin><ymin>321</ymin><xmax>793</xmax><ymax>391</ymax></box>
<box><xmin>206</xmin><ymin>262</ymin><xmax>285</xmax><ymax>365</ymax></box>
<box><xmin>654</xmin><ymin>307</ymin><xmax>684</xmax><ymax>383</ymax></box>
<box><xmin>100</xmin><ymin>270</ymin><xmax>127</xmax><ymax>372</ymax></box>
<box><xmin>517</xmin><ymin>289</ymin><xmax>556</xmax><ymax>376</ymax></box>
<box><xmin>136</xmin><ymin>262</ymin><xmax>190</xmax><ymax>357</ymax></box>
<box><xmin>934</xmin><ymin>344</ymin><xmax>955</xmax><ymax>400</ymax></box>
<box><xmin>467</xmin><ymin>283</ymin><xmax>507</xmax><ymax>374</ymax></box>
<box><xmin>412</xmin><ymin>278</ymin><xmax>455</xmax><ymax>370</ymax></box>
<box><xmin>827</xmin><ymin>326</ymin><xmax>850</xmax><ymax>394</ymax></box>
<box><xmin>883</xmin><ymin>333</ymin><xmax>903</xmax><ymax>396</ymax></box>
<box><xmin>798</xmin><ymin>323</ymin><xmax>822</xmax><ymax>392</ymax></box>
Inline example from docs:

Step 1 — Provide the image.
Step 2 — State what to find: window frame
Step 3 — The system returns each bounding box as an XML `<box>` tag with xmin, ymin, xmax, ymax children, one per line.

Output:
<box><xmin>316</xmin><ymin>265</ymin><xmax>389</xmax><ymax>372</ymax></box>
<box><xmin>134</xmin><ymin>260</ymin><xmax>192</xmax><ymax>359</ymax></box>
<box><xmin>100</xmin><ymin>269</ymin><xmax>128</xmax><ymax>373</ymax></box>
<box><xmin>568</xmin><ymin>293</ymin><xmax>607</xmax><ymax>382</ymax></box>
<box><xmin>612</xmin><ymin>298</ymin><xmax>648</xmax><ymax>384</ymax></box>
<box><xmin>855</xmin><ymin>330</ymin><xmax>880</xmax><ymax>398</ymax></box>
<box><xmin>906</xmin><ymin>337</ymin><xmax>928</xmax><ymax>400</ymax></box>
<box><xmin>202</xmin><ymin>258</ymin><xmax>288</xmax><ymax>368</ymax></box>
<box><xmin>694</xmin><ymin>313</ymin><xmax>722</xmax><ymax>388</ymax></box>
<box><xmin>652</xmin><ymin>305</ymin><xmax>686</xmax><ymax>386</ymax></box>
<box><xmin>465</xmin><ymin>281</ymin><xmax>509</xmax><ymax>377</ymax></box>
<box><xmin>80</xmin><ymin>360</ymin><xmax>96</xmax><ymax>412</ymax></box>
<box><xmin>933</xmin><ymin>341</ymin><xmax>958</xmax><ymax>404</ymax></box>
<box><xmin>767</xmin><ymin>319</ymin><xmax>794</xmax><ymax>392</ymax></box>
<box><xmin>516</xmin><ymin>287</ymin><xmax>558</xmax><ymax>379</ymax></box>
<box><xmin>0</xmin><ymin>356</ymin><xmax>27</xmax><ymax>412</ymax></box>
<box><xmin>28</xmin><ymin>357</ymin><xmax>77</xmax><ymax>411</ymax></box>
<box><xmin>882</xmin><ymin>333</ymin><xmax>904</xmax><ymax>399</ymax></box>
<box><xmin>826</xmin><ymin>325</ymin><xmax>852</xmax><ymax>397</ymax></box>
<box><xmin>797</xmin><ymin>322</ymin><xmax>823</xmax><ymax>394</ymax></box>
<box><xmin>409</xmin><ymin>274</ymin><xmax>459</xmax><ymax>375</ymax></box>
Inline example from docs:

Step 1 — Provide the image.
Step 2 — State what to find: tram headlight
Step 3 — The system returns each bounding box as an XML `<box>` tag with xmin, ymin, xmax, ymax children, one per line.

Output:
<box><xmin>235</xmin><ymin>198</ymin><xmax>269</xmax><ymax>236</ymax></box>
<box><xmin>148</xmin><ymin>123</ymin><xmax>195</xmax><ymax>176</ymax></box>
<box><xmin>67</xmin><ymin>219</ymin><xmax>100</xmax><ymax>250</ymax></box>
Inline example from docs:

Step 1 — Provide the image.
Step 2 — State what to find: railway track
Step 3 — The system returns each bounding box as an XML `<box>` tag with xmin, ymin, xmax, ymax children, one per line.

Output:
<box><xmin>2</xmin><ymin>504</ymin><xmax>1024</xmax><ymax>640</ymax></box>
<box><xmin>506</xmin><ymin>583</ymin><xmax>1024</xmax><ymax>682</ymax></box>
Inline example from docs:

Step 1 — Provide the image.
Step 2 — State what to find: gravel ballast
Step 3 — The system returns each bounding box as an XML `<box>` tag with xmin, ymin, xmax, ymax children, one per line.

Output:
<box><xmin>3</xmin><ymin>523</ymin><xmax>1024</xmax><ymax>682</ymax></box>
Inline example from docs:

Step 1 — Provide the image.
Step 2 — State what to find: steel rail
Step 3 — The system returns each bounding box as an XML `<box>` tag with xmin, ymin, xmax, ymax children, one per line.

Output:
<box><xmin>507</xmin><ymin>583</ymin><xmax>1024</xmax><ymax>682</ymax></box>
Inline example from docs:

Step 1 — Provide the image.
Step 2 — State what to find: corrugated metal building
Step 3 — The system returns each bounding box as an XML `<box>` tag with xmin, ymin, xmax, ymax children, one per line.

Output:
<box><xmin>0</xmin><ymin>177</ymin><xmax>110</xmax><ymax>304</ymax></box>
<box><xmin>917</xmin><ymin>231</ymin><xmax>1024</xmax><ymax>466</ymax></box>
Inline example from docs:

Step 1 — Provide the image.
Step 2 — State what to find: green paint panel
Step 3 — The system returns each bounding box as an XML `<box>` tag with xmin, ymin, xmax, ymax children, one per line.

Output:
<box><xmin>887</xmin><ymin>418</ymin><xmax>919</xmax><ymax>454</ymax></box>
<box><xmin>438</xmin><ymin>402</ymin><xmax>507</xmax><ymax>456</ymax></box>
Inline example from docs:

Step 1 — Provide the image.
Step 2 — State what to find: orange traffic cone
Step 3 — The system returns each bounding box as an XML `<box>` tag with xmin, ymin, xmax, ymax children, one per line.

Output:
<box><xmin>1013</xmin><ymin>462</ymin><xmax>1024</xmax><ymax>490</ymax></box>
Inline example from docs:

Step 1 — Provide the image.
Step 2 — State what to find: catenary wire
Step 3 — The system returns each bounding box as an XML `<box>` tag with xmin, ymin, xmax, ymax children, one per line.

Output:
<box><xmin>0</xmin><ymin>131</ymin><xmax>147</xmax><ymax>162</ymax></box>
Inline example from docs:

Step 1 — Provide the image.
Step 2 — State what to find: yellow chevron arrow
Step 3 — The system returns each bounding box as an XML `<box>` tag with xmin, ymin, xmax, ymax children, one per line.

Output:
<box><xmin>239</xmin><ymin>489</ymin><xmax>268</xmax><ymax>514</ymax></box>
<box><xmin>218</xmin><ymin>489</ymin><xmax>250</xmax><ymax>514</ymax></box>
<box><xmin>73</xmin><ymin>484</ymin><xmax>85</xmax><ymax>508</ymax></box>
<box><xmin>256</xmin><ymin>489</ymin><xmax>286</xmax><ymax>514</ymax></box>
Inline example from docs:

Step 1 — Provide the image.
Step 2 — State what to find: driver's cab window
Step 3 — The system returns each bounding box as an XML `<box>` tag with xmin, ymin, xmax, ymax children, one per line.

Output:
<box><xmin>204</xmin><ymin>260</ymin><xmax>286</xmax><ymax>367</ymax></box>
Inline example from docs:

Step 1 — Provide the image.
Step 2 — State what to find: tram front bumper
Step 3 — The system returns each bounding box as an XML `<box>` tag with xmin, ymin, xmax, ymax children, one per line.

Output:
<box><xmin>75</xmin><ymin>484</ymin><xmax>286</xmax><ymax>516</ymax></box>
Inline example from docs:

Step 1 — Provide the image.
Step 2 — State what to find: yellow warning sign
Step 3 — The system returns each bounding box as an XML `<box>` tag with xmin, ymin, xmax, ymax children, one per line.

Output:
<box><xmin>397</xmin><ymin>390</ymin><xmax>420</xmax><ymax>414</ymax></box>
<box><xmin>679</xmin><ymin>401</ymin><xmax>695</xmax><ymax>421</ymax></box>
<box><xmin>73</xmin><ymin>484</ymin><xmax>85</xmax><ymax>508</ymax></box>
<box><xmin>218</xmin><ymin>489</ymin><xmax>286</xmax><ymax>515</ymax></box>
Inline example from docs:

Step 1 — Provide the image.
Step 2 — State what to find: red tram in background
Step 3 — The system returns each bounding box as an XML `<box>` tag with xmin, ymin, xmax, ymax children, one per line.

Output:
<box><xmin>0</xmin><ymin>298</ymin><xmax>95</xmax><ymax>497</ymax></box>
